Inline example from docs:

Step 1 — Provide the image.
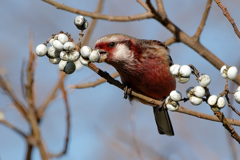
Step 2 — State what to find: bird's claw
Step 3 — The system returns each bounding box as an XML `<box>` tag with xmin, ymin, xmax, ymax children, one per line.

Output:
<box><xmin>123</xmin><ymin>84</ymin><xmax>132</xmax><ymax>99</ymax></box>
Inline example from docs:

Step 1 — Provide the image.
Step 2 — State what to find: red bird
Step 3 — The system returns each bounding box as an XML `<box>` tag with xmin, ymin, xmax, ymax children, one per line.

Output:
<box><xmin>95</xmin><ymin>33</ymin><xmax>176</xmax><ymax>135</ymax></box>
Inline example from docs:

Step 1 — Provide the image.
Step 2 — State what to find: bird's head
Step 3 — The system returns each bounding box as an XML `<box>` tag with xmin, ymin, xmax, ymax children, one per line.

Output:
<box><xmin>95</xmin><ymin>33</ymin><xmax>136</xmax><ymax>65</ymax></box>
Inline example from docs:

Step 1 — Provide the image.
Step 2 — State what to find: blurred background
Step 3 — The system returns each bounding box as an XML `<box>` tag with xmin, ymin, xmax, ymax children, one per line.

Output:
<box><xmin>0</xmin><ymin>0</ymin><xmax>240</xmax><ymax>159</ymax></box>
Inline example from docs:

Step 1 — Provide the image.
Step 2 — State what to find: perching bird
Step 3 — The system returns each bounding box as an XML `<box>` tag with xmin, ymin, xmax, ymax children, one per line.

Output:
<box><xmin>95</xmin><ymin>33</ymin><xmax>176</xmax><ymax>135</ymax></box>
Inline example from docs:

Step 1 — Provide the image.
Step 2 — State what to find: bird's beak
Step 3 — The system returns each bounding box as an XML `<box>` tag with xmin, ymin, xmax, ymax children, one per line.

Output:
<box><xmin>98</xmin><ymin>49</ymin><xmax>107</xmax><ymax>63</ymax></box>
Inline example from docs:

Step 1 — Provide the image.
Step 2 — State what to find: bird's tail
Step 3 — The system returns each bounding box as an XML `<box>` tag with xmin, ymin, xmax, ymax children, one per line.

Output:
<box><xmin>153</xmin><ymin>106</ymin><xmax>174</xmax><ymax>136</ymax></box>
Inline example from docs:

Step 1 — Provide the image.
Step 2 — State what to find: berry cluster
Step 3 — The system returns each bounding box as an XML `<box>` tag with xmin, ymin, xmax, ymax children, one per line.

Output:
<box><xmin>79</xmin><ymin>46</ymin><xmax>101</xmax><ymax>66</ymax></box>
<box><xmin>170</xmin><ymin>64</ymin><xmax>192</xmax><ymax>83</ymax></box>
<box><xmin>36</xmin><ymin>33</ymin><xmax>81</xmax><ymax>74</ymax></box>
<box><xmin>167</xmin><ymin>64</ymin><xmax>239</xmax><ymax>111</ymax></box>
<box><xmin>35</xmin><ymin>15</ymin><xmax>97</xmax><ymax>74</ymax></box>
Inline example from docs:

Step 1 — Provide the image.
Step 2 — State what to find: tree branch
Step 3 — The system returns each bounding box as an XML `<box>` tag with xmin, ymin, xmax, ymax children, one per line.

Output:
<box><xmin>0</xmin><ymin>70</ymin><xmax>28</xmax><ymax>120</ymax></box>
<box><xmin>156</xmin><ymin>0</ymin><xmax>167</xmax><ymax>18</ymax></box>
<box><xmin>193</xmin><ymin>0</ymin><xmax>213</xmax><ymax>41</ymax></box>
<box><xmin>42</xmin><ymin>0</ymin><xmax>153</xmax><ymax>22</ymax></box>
<box><xmin>37</xmin><ymin>72</ymin><xmax>66</xmax><ymax>119</ymax></box>
<box><xmin>214</xmin><ymin>0</ymin><xmax>240</xmax><ymax>39</ymax></box>
<box><xmin>81</xmin><ymin>0</ymin><xmax>105</xmax><ymax>46</ymax></box>
<box><xmin>0</xmin><ymin>119</ymin><xmax>27</xmax><ymax>138</ymax></box>
<box><xmin>26</xmin><ymin>42</ymin><xmax>49</xmax><ymax>160</ymax></box>
<box><xmin>70</xmin><ymin>72</ymin><xmax>119</xmax><ymax>89</ymax></box>
<box><xmin>49</xmin><ymin>72</ymin><xmax>70</xmax><ymax>158</ymax></box>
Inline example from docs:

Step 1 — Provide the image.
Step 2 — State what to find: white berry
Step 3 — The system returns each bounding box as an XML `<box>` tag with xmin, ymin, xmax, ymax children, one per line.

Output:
<box><xmin>79</xmin><ymin>56</ymin><xmax>89</xmax><ymax>66</ymax></box>
<box><xmin>179</xmin><ymin>65</ymin><xmax>191</xmax><ymax>77</ymax></box>
<box><xmin>177</xmin><ymin>77</ymin><xmax>190</xmax><ymax>84</ymax></box>
<box><xmin>64</xmin><ymin>62</ymin><xmax>76</xmax><ymax>74</ymax></box>
<box><xmin>68</xmin><ymin>51</ymin><xmax>80</xmax><ymax>62</ymax></box>
<box><xmin>186</xmin><ymin>86</ymin><xmax>194</xmax><ymax>98</ymax></box>
<box><xmin>207</xmin><ymin>95</ymin><xmax>218</xmax><ymax>106</ymax></box>
<box><xmin>234</xmin><ymin>91</ymin><xmax>240</xmax><ymax>104</ymax></box>
<box><xmin>58</xmin><ymin>60</ymin><xmax>68</xmax><ymax>71</ymax></box>
<box><xmin>58</xmin><ymin>34</ymin><xmax>69</xmax><ymax>44</ymax></box>
<box><xmin>74</xmin><ymin>59</ymin><xmax>83</xmax><ymax>70</ymax></box>
<box><xmin>193</xmin><ymin>86</ymin><xmax>205</xmax><ymax>98</ymax></box>
<box><xmin>60</xmin><ymin>51</ymin><xmax>68</xmax><ymax>61</ymax></box>
<box><xmin>74</xmin><ymin>15</ymin><xmax>85</xmax><ymax>26</ymax></box>
<box><xmin>165</xmin><ymin>96</ymin><xmax>179</xmax><ymax>111</ymax></box>
<box><xmin>49</xmin><ymin>57</ymin><xmax>61</xmax><ymax>64</ymax></box>
<box><xmin>53</xmin><ymin>40</ymin><xmax>64</xmax><ymax>51</ymax></box>
<box><xmin>36</xmin><ymin>44</ymin><xmax>48</xmax><ymax>57</ymax></box>
<box><xmin>198</xmin><ymin>74</ymin><xmax>211</xmax><ymax>87</ymax></box>
<box><xmin>170</xmin><ymin>90</ymin><xmax>182</xmax><ymax>101</ymax></box>
<box><xmin>89</xmin><ymin>50</ymin><xmax>100</xmax><ymax>62</ymax></box>
<box><xmin>80</xmin><ymin>46</ymin><xmax>92</xmax><ymax>58</ymax></box>
<box><xmin>49</xmin><ymin>39</ymin><xmax>54</xmax><ymax>45</ymax></box>
<box><xmin>170</xmin><ymin>64</ymin><xmax>180</xmax><ymax>77</ymax></box>
<box><xmin>220</xmin><ymin>65</ymin><xmax>227</xmax><ymax>79</ymax></box>
<box><xmin>189</xmin><ymin>95</ymin><xmax>203</xmax><ymax>105</ymax></box>
<box><xmin>227</xmin><ymin>66</ymin><xmax>238</xmax><ymax>80</ymax></box>
<box><xmin>217</xmin><ymin>97</ymin><xmax>226</xmax><ymax>108</ymax></box>
<box><xmin>48</xmin><ymin>46</ymin><xmax>60</xmax><ymax>58</ymax></box>
<box><xmin>63</xmin><ymin>42</ymin><xmax>75</xmax><ymax>51</ymax></box>
<box><xmin>236</xmin><ymin>86</ymin><xmax>240</xmax><ymax>92</ymax></box>
<box><xmin>74</xmin><ymin>15</ymin><xmax>88</xmax><ymax>30</ymax></box>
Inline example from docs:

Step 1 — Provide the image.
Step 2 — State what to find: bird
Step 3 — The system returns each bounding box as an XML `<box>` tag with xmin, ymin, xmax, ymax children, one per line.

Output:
<box><xmin>95</xmin><ymin>33</ymin><xmax>176</xmax><ymax>136</ymax></box>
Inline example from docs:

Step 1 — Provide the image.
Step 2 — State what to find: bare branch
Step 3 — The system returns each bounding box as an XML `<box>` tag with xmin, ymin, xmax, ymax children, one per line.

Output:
<box><xmin>137</xmin><ymin>0</ymin><xmax>150</xmax><ymax>11</ymax></box>
<box><xmin>42</xmin><ymin>0</ymin><xmax>153</xmax><ymax>22</ymax></box>
<box><xmin>70</xmin><ymin>72</ymin><xmax>119</xmax><ymax>89</ymax></box>
<box><xmin>214</xmin><ymin>0</ymin><xmax>240</xmax><ymax>39</ymax></box>
<box><xmin>37</xmin><ymin>72</ymin><xmax>66</xmax><ymax>119</ymax></box>
<box><xmin>193</xmin><ymin>0</ymin><xmax>213</xmax><ymax>41</ymax></box>
<box><xmin>26</xmin><ymin>42</ymin><xmax>49</xmax><ymax>160</ymax></box>
<box><xmin>82</xmin><ymin>0</ymin><xmax>105</xmax><ymax>46</ymax></box>
<box><xmin>0</xmin><ymin>71</ymin><xmax>28</xmax><ymax>120</ymax></box>
<box><xmin>214</xmin><ymin>111</ymin><xmax>240</xmax><ymax>144</ymax></box>
<box><xmin>164</xmin><ymin>36</ymin><xmax>177</xmax><ymax>46</ymax></box>
<box><xmin>0</xmin><ymin>119</ymin><xmax>27</xmax><ymax>138</ymax></box>
<box><xmin>49</xmin><ymin>72</ymin><xmax>70</xmax><ymax>158</ymax></box>
<box><xmin>156</xmin><ymin>0</ymin><xmax>167</xmax><ymax>18</ymax></box>
<box><xmin>177</xmin><ymin>106</ymin><xmax>240</xmax><ymax>126</ymax></box>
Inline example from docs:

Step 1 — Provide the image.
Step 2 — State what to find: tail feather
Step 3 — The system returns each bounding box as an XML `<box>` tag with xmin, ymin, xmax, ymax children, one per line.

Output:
<box><xmin>153</xmin><ymin>106</ymin><xmax>174</xmax><ymax>136</ymax></box>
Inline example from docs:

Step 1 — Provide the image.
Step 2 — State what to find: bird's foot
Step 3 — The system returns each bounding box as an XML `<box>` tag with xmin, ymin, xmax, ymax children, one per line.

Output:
<box><xmin>123</xmin><ymin>84</ymin><xmax>132</xmax><ymax>99</ymax></box>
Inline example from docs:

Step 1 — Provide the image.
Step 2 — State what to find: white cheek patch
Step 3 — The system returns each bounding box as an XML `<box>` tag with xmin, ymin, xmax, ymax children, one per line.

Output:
<box><xmin>112</xmin><ymin>44</ymin><xmax>134</xmax><ymax>61</ymax></box>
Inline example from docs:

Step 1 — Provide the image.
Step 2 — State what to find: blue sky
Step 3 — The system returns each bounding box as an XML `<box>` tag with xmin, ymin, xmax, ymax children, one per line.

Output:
<box><xmin>0</xmin><ymin>0</ymin><xmax>240</xmax><ymax>160</ymax></box>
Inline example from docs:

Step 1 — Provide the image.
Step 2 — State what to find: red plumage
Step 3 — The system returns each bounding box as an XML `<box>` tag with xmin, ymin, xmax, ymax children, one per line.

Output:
<box><xmin>95</xmin><ymin>33</ymin><xmax>176</xmax><ymax>135</ymax></box>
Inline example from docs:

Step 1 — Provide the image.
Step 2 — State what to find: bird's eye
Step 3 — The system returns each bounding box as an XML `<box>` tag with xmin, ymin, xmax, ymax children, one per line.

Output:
<box><xmin>108</xmin><ymin>42</ymin><xmax>115</xmax><ymax>48</ymax></box>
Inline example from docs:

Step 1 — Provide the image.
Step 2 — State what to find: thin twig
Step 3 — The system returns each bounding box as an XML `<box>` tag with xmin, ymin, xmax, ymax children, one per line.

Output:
<box><xmin>193</xmin><ymin>0</ymin><xmax>213</xmax><ymax>41</ymax></box>
<box><xmin>137</xmin><ymin>0</ymin><xmax>150</xmax><ymax>11</ymax></box>
<box><xmin>214</xmin><ymin>111</ymin><xmax>240</xmax><ymax>144</ymax></box>
<box><xmin>26</xmin><ymin>42</ymin><xmax>49</xmax><ymax>160</ymax></box>
<box><xmin>49</xmin><ymin>72</ymin><xmax>70</xmax><ymax>158</ymax></box>
<box><xmin>42</xmin><ymin>0</ymin><xmax>153</xmax><ymax>22</ymax></box>
<box><xmin>214</xmin><ymin>0</ymin><xmax>240</xmax><ymax>39</ymax></box>
<box><xmin>156</xmin><ymin>0</ymin><xmax>167</xmax><ymax>18</ymax></box>
<box><xmin>0</xmin><ymin>72</ymin><xmax>28</xmax><ymax>120</ymax></box>
<box><xmin>70</xmin><ymin>72</ymin><xmax>119</xmax><ymax>89</ymax></box>
<box><xmin>0</xmin><ymin>119</ymin><xmax>27</xmax><ymax>138</ymax></box>
<box><xmin>164</xmin><ymin>36</ymin><xmax>176</xmax><ymax>46</ymax></box>
<box><xmin>37</xmin><ymin>73</ymin><xmax>66</xmax><ymax>119</ymax></box>
<box><xmin>82</xmin><ymin>0</ymin><xmax>105</xmax><ymax>46</ymax></box>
